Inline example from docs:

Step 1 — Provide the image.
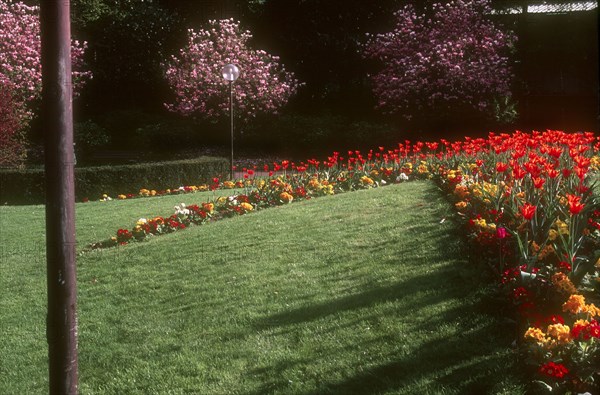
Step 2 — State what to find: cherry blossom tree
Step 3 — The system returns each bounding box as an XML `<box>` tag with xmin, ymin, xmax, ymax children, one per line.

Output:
<box><xmin>0</xmin><ymin>85</ymin><xmax>26</xmax><ymax>166</ymax></box>
<box><xmin>363</xmin><ymin>0</ymin><xmax>516</xmax><ymax>123</ymax></box>
<box><xmin>0</xmin><ymin>0</ymin><xmax>91</xmax><ymax>122</ymax></box>
<box><xmin>163</xmin><ymin>19</ymin><xmax>301</xmax><ymax>121</ymax></box>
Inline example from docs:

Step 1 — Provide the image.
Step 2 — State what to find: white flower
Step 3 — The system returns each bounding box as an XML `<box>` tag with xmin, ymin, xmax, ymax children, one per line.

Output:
<box><xmin>174</xmin><ymin>203</ymin><xmax>190</xmax><ymax>216</ymax></box>
<box><xmin>396</xmin><ymin>173</ymin><xmax>409</xmax><ymax>182</ymax></box>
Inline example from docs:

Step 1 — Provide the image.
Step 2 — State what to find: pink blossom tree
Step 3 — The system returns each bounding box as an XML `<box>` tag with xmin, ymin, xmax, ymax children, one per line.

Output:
<box><xmin>163</xmin><ymin>19</ymin><xmax>301</xmax><ymax>121</ymax></box>
<box><xmin>0</xmin><ymin>85</ymin><xmax>26</xmax><ymax>166</ymax></box>
<box><xmin>363</xmin><ymin>0</ymin><xmax>516</xmax><ymax>123</ymax></box>
<box><xmin>0</xmin><ymin>0</ymin><xmax>91</xmax><ymax>123</ymax></box>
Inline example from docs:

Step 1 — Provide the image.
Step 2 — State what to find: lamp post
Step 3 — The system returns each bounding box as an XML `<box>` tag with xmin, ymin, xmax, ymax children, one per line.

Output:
<box><xmin>222</xmin><ymin>64</ymin><xmax>240</xmax><ymax>181</ymax></box>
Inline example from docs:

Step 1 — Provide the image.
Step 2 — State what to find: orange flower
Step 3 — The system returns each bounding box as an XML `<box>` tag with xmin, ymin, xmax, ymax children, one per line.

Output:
<box><xmin>551</xmin><ymin>273</ymin><xmax>577</xmax><ymax>295</ymax></box>
<box><xmin>280</xmin><ymin>192</ymin><xmax>294</xmax><ymax>203</ymax></box>
<box><xmin>562</xmin><ymin>294</ymin><xmax>586</xmax><ymax>315</ymax></box>
<box><xmin>546</xmin><ymin>323</ymin><xmax>571</xmax><ymax>344</ymax></box>
<box><xmin>455</xmin><ymin>201</ymin><xmax>468</xmax><ymax>211</ymax></box>
<box><xmin>239</xmin><ymin>202</ymin><xmax>253</xmax><ymax>212</ymax></box>
<box><xmin>524</xmin><ymin>327</ymin><xmax>547</xmax><ymax>344</ymax></box>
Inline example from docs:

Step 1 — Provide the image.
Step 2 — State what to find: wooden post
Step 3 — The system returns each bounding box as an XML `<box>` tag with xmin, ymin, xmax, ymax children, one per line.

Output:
<box><xmin>40</xmin><ymin>0</ymin><xmax>79</xmax><ymax>393</ymax></box>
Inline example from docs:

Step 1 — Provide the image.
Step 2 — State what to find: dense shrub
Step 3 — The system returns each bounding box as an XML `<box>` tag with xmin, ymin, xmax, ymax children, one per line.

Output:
<box><xmin>74</xmin><ymin>120</ymin><xmax>111</xmax><ymax>162</ymax></box>
<box><xmin>0</xmin><ymin>156</ymin><xmax>228</xmax><ymax>205</ymax></box>
<box><xmin>241</xmin><ymin>114</ymin><xmax>396</xmax><ymax>156</ymax></box>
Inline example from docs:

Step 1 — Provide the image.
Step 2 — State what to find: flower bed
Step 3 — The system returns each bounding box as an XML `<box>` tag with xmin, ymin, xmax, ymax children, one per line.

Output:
<box><xmin>88</xmin><ymin>130</ymin><xmax>599</xmax><ymax>393</ymax></box>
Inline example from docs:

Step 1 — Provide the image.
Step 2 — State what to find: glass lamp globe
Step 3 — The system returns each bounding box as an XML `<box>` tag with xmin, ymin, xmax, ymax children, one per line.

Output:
<box><xmin>222</xmin><ymin>64</ymin><xmax>240</xmax><ymax>82</ymax></box>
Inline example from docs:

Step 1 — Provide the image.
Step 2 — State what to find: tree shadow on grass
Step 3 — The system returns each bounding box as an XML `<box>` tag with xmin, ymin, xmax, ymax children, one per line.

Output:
<box><xmin>308</xmin><ymin>323</ymin><xmax>520</xmax><ymax>395</ymax></box>
<box><xmin>253</xmin><ymin>264</ymin><xmax>465</xmax><ymax>331</ymax></box>
<box><xmin>246</xmin><ymin>305</ymin><xmax>521</xmax><ymax>395</ymax></box>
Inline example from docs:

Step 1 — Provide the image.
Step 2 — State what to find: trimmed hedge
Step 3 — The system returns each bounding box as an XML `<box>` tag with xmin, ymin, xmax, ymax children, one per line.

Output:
<box><xmin>0</xmin><ymin>156</ymin><xmax>228</xmax><ymax>205</ymax></box>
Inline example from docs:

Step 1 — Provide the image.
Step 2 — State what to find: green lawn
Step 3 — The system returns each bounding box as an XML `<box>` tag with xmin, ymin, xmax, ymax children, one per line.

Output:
<box><xmin>0</xmin><ymin>182</ymin><xmax>525</xmax><ymax>394</ymax></box>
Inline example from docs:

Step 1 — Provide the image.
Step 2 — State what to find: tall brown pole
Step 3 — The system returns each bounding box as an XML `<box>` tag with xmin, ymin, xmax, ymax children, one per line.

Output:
<box><xmin>40</xmin><ymin>1</ymin><xmax>78</xmax><ymax>394</ymax></box>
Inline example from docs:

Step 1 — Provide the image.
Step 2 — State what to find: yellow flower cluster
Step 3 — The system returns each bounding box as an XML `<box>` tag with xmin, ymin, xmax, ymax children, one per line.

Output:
<box><xmin>446</xmin><ymin>170</ymin><xmax>459</xmax><ymax>181</ymax></box>
<box><xmin>528</xmin><ymin>241</ymin><xmax>556</xmax><ymax>261</ymax></box>
<box><xmin>453</xmin><ymin>185</ymin><xmax>470</xmax><ymax>200</ymax></box>
<box><xmin>307</xmin><ymin>178</ymin><xmax>334</xmax><ymax>195</ymax></box>
<box><xmin>562</xmin><ymin>294</ymin><xmax>600</xmax><ymax>317</ymax></box>
<box><xmin>551</xmin><ymin>273</ymin><xmax>577</xmax><ymax>295</ymax></box>
<box><xmin>280</xmin><ymin>192</ymin><xmax>294</xmax><ymax>203</ymax></box>
<box><xmin>360</xmin><ymin>176</ymin><xmax>374</xmax><ymax>186</ymax></box>
<box><xmin>239</xmin><ymin>202</ymin><xmax>253</xmax><ymax>212</ymax></box>
<box><xmin>472</xmin><ymin>218</ymin><xmax>497</xmax><ymax>232</ymax></box>
<box><xmin>139</xmin><ymin>188</ymin><xmax>157</xmax><ymax>197</ymax></box>
<box><xmin>455</xmin><ymin>201</ymin><xmax>468</xmax><ymax>211</ymax></box>
<box><xmin>553</xmin><ymin>219</ymin><xmax>569</xmax><ymax>236</ymax></box>
<box><xmin>524</xmin><ymin>323</ymin><xmax>572</xmax><ymax>348</ymax></box>
<box><xmin>417</xmin><ymin>161</ymin><xmax>428</xmax><ymax>174</ymax></box>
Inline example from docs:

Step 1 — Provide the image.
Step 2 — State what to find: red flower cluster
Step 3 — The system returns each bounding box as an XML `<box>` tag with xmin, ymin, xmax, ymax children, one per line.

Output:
<box><xmin>539</xmin><ymin>361</ymin><xmax>569</xmax><ymax>379</ymax></box>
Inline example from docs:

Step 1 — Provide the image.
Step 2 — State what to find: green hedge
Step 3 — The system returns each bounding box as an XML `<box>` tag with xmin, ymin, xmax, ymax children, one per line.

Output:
<box><xmin>0</xmin><ymin>156</ymin><xmax>228</xmax><ymax>205</ymax></box>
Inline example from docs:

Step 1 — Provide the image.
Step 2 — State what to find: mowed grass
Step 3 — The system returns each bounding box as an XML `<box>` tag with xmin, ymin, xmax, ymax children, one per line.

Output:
<box><xmin>0</xmin><ymin>182</ymin><xmax>525</xmax><ymax>394</ymax></box>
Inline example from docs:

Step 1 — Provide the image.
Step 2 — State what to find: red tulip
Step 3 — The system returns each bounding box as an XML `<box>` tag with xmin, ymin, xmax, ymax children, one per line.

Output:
<box><xmin>566</xmin><ymin>194</ymin><xmax>585</xmax><ymax>215</ymax></box>
<box><xmin>520</xmin><ymin>203</ymin><xmax>536</xmax><ymax>221</ymax></box>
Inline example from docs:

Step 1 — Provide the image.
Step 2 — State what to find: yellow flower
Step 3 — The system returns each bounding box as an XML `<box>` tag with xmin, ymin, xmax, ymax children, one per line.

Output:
<box><xmin>217</xmin><ymin>196</ymin><xmax>227</xmax><ymax>204</ymax></box>
<box><xmin>473</xmin><ymin>218</ymin><xmax>487</xmax><ymax>228</ymax></box>
<box><xmin>118</xmin><ymin>194</ymin><xmax>127</xmax><ymax>200</ymax></box>
<box><xmin>308</xmin><ymin>178</ymin><xmax>321</xmax><ymax>190</ymax></box>
<box><xmin>417</xmin><ymin>164</ymin><xmax>428</xmax><ymax>174</ymax></box>
<box><xmin>202</xmin><ymin>202</ymin><xmax>214</xmax><ymax>213</ymax></box>
<box><xmin>583</xmin><ymin>303</ymin><xmax>600</xmax><ymax>318</ymax></box>
<box><xmin>223</xmin><ymin>181</ymin><xmax>235</xmax><ymax>189</ymax></box>
<box><xmin>559</xmin><ymin>195</ymin><xmax>568</xmax><ymax>206</ymax></box>
<box><xmin>537</xmin><ymin>244</ymin><xmax>555</xmax><ymax>261</ymax></box>
<box><xmin>455</xmin><ymin>201</ymin><xmax>468</xmax><ymax>211</ymax></box>
<box><xmin>554</xmin><ymin>220</ymin><xmax>569</xmax><ymax>236</ymax></box>
<box><xmin>360</xmin><ymin>176</ymin><xmax>374</xmax><ymax>186</ymax></box>
<box><xmin>574</xmin><ymin>319</ymin><xmax>590</xmax><ymax>328</ymax></box>
<box><xmin>280</xmin><ymin>192</ymin><xmax>294</xmax><ymax>203</ymax></box>
<box><xmin>471</xmin><ymin>185</ymin><xmax>483</xmax><ymax>197</ymax></box>
<box><xmin>150</xmin><ymin>190</ymin><xmax>157</xmax><ymax>196</ymax></box>
<box><xmin>546</xmin><ymin>323</ymin><xmax>571</xmax><ymax>344</ymax></box>
<box><xmin>453</xmin><ymin>185</ymin><xmax>470</xmax><ymax>200</ymax></box>
<box><xmin>239</xmin><ymin>202</ymin><xmax>253</xmax><ymax>212</ymax></box>
<box><xmin>524</xmin><ymin>327</ymin><xmax>547</xmax><ymax>344</ymax></box>
<box><xmin>551</xmin><ymin>272</ymin><xmax>577</xmax><ymax>295</ymax></box>
<box><xmin>563</xmin><ymin>294</ymin><xmax>587</xmax><ymax>314</ymax></box>
<box><xmin>548</xmin><ymin>229</ymin><xmax>558</xmax><ymax>241</ymax></box>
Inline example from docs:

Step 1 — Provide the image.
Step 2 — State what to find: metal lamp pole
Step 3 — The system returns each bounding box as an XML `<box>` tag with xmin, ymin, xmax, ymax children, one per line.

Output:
<box><xmin>222</xmin><ymin>64</ymin><xmax>240</xmax><ymax>180</ymax></box>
